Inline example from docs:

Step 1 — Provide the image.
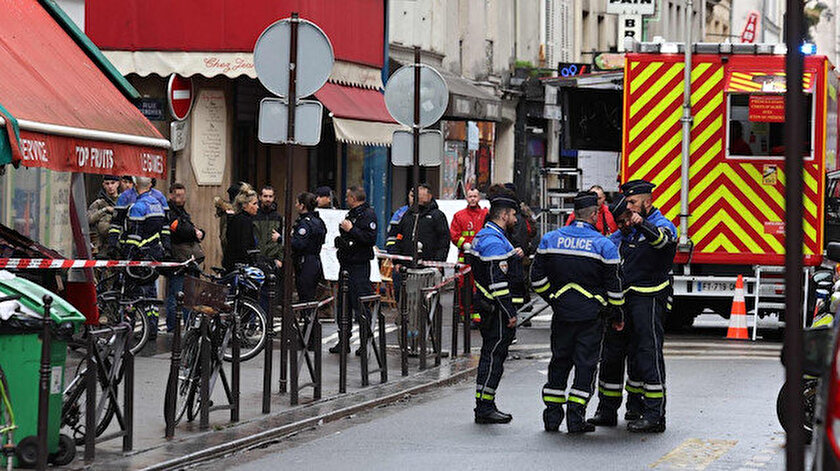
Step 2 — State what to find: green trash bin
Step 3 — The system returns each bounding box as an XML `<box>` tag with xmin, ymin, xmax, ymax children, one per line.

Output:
<box><xmin>0</xmin><ymin>271</ymin><xmax>85</xmax><ymax>467</ymax></box>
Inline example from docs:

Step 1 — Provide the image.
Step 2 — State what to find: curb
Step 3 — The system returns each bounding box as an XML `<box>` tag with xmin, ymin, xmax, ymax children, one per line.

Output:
<box><xmin>139</xmin><ymin>362</ymin><xmax>478</xmax><ymax>470</ymax></box>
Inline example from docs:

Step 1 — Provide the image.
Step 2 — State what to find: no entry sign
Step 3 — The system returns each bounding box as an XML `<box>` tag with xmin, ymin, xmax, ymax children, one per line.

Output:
<box><xmin>167</xmin><ymin>74</ymin><xmax>194</xmax><ymax>121</ymax></box>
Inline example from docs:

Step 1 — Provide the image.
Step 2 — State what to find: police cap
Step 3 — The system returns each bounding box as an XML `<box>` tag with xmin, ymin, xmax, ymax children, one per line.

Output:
<box><xmin>573</xmin><ymin>191</ymin><xmax>599</xmax><ymax>210</ymax></box>
<box><xmin>609</xmin><ymin>195</ymin><xmax>628</xmax><ymax>219</ymax></box>
<box><xmin>620</xmin><ymin>179</ymin><xmax>656</xmax><ymax>196</ymax></box>
<box><xmin>315</xmin><ymin>186</ymin><xmax>332</xmax><ymax>197</ymax></box>
<box><xmin>489</xmin><ymin>194</ymin><xmax>519</xmax><ymax>211</ymax></box>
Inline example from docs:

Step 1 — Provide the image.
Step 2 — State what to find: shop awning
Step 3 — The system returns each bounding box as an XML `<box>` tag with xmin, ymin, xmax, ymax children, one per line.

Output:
<box><xmin>314</xmin><ymin>83</ymin><xmax>406</xmax><ymax>147</ymax></box>
<box><xmin>441</xmin><ymin>73</ymin><xmax>502</xmax><ymax>122</ymax></box>
<box><xmin>0</xmin><ymin>0</ymin><xmax>169</xmax><ymax>177</ymax></box>
<box><xmin>724</xmin><ymin>70</ymin><xmax>816</xmax><ymax>93</ymax></box>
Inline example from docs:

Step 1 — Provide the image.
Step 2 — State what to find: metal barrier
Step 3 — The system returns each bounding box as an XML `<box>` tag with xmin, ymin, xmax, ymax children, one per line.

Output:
<box><xmin>398</xmin><ymin>267</ymin><xmax>440</xmax><ymax>374</ymax></box>
<box><xmin>263</xmin><ymin>273</ymin><xmax>277</xmax><ymax>413</ymax></box>
<box><xmin>288</xmin><ymin>297</ymin><xmax>333</xmax><ymax>405</ymax></box>
<box><xmin>358</xmin><ymin>294</ymin><xmax>387</xmax><ymax>386</ymax></box>
<box><xmin>338</xmin><ymin>271</ymin><xmax>350</xmax><ymax>393</ymax></box>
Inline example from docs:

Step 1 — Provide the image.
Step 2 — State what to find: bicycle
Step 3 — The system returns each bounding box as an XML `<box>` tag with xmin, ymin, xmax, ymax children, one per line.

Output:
<box><xmin>95</xmin><ymin>267</ymin><xmax>162</xmax><ymax>355</ymax></box>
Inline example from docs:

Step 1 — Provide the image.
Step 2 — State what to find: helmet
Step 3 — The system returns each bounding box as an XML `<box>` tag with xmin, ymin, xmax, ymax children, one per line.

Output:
<box><xmin>241</xmin><ymin>266</ymin><xmax>265</xmax><ymax>290</ymax></box>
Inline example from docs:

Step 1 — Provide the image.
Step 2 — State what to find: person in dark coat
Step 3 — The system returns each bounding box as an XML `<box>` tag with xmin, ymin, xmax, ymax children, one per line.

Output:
<box><xmin>394</xmin><ymin>183</ymin><xmax>450</xmax><ymax>261</ymax></box>
<box><xmin>292</xmin><ymin>192</ymin><xmax>327</xmax><ymax>302</ymax></box>
<box><xmin>223</xmin><ymin>190</ymin><xmax>259</xmax><ymax>271</ymax></box>
<box><xmin>165</xmin><ymin>183</ymin><xmax>205</xmax><ymax>331</ymax></box>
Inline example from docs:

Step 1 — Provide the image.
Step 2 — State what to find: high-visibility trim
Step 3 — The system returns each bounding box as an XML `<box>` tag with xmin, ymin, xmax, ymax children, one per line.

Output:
<box><xmin>534</xmin><ymin>283</ymin><xmax>551</xmax><ymax>294</ymax></box>
<box><xmin>599</xmin><ymin>387</ymin><xmax>623</xmax><ymax>397</ymax></box>
<box><xmin>477</xmin><ymin>280</ymin><xmax>510</xmax><ymax>298</ymax></box>
<box><xmin>569</xmin><ymin>388</ymin><xmax>590</xmax><ymax>399</ymax></box>
<box><xmin>512</xmin><ymin>297</ymin><xmax>524</xmax><ymax>304</ymax></box>
<box><xmin>476</xmin><ymin>392</ymin><xmax>495</xmax><ymax>401</ymax></box>
<box><xmin>543</xmin><ymin>387</ymin><xmax>566</xmax><ymax>396</ymax></box>
<box><xmin>532</xmin><ymin>277</ymin><xmax>548</xmax><ymax>287</ymax></box>
<box><xmin>536</xmin><ymin>247</ymin><xmax>620</xmax><ymax>264</ymax></box>
<box><xmin>493</xmin><ymin>289</ymin><xmax>511</xmax><ymax>297</ymax></box>
<box><xmin>625</xmin><ymin>280</ymin><xmax>670</xmax><ymax>294</ymax></box>
<box><xmin>625</xmin><ymin>385</ymin><xmax>643</xmax><ymax>394</ymax></box>
<box><xmin>489</xmin><ymin>282</ymin><xmax>509</xmax><ymax>291</ymax></box>
<box><xmin>549</xmin><ymin>283</ymin><xmax>607</xmax><ymax>305</ymax></box>
<box><xmin>568</xmin><ymin>396</ymin><xmax>587</xmax><ymax>405</ymax></box>
<box><xmin>543</xmin><ymin>396</ymin><xmax>567</xmax><ymax>404</ymax></box>
<box><xmin>644</xmin><ymin>383</ymin><xmax>664</xmax><ymax>391</ymax></box>
<box><xmin>470</xmin><ymin>313</ymin><xmax>481</xmax><ymax>321</ymax></box>
<box><xmin>599</xmin><ymin>381</ymin><xmax>622</xmax><ymax>390</ymax></box>
<box><xmin>608</xmin><ymin>298</ymin><xmax>625</xmax><ymax>306</ymax></box>
<box><xmin>644</xmin><ymin>391</ymin><xmax>664</xmax><ymax>399</ymax></box>
<box><xmin>626</xmin><ymin>379</ymin><xmax>643</xmax><ymax>387</ymax></box>
<box><xmin>456</xmin><ymin>236</ymin><xmax>466</xmax><ymax>248</ymax></box>
<box><xmin>478</xmin><ymin>386</ymin><xmax>496</xmax><ymax>394</ymax></box>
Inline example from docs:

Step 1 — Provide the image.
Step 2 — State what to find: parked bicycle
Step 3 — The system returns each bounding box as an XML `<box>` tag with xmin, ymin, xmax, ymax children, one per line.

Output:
<box><xmin>95</xmin><ymin>267</ymin><xmax>163</xmax><ymax>354</ymax></box>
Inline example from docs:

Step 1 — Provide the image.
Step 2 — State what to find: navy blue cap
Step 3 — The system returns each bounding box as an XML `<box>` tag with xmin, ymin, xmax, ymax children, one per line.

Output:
<box><xmin>315</xmin><ymin>186</ymin><xmax>332</xmax><ymax>197</ymax></box>
<box><xmin>103</xmin><ymin>175</ymin><xmax>119</xmax><ymax>182</ymax></box>
<box><xmin>489</xmin><ymin>194</ymin><xmax>519</xmax><ymax>211</ymax></box>
<box><xmin>574</xmin><ymin>191</ymin><xmax>599</xmax><ymax>210</ymax></box>
<box><xmin>609</xmin><ymin>195</ymin><xmax>628</xmax><ymax>218</ymax></box>
<box><xmin>620</xmin><ymin>179</ymin><xmax>656</xmax><ymax>196</ymax></box>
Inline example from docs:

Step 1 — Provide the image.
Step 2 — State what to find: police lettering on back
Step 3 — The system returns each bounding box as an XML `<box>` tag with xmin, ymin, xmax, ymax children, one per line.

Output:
<box><xmin>553</xmin><ymin>236</ymin><xmax>593</xmax><ymax>251</ymax></box>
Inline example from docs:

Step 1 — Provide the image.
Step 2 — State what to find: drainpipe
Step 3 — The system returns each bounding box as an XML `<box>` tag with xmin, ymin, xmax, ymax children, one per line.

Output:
<box><xmin>678</xmin><ymin>0</ymin><xmax>693</xmax><ymax>251</ymax></box>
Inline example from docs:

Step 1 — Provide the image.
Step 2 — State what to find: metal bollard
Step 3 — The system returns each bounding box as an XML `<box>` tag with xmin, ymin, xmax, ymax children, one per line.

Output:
<box><xmin>314</xmin><ymin>319</ymin><xmax>322</xmax><ymax>400</ymax></box>
<box><xmin>463</xmin><ymin>272</ymin><xmax>472</xmax><ymax>355</ymax></box>
<box><xmin>289</xmin><ymin>313</ymin><xmax>299</xmax><ymax>405</ymax></box>
<box><xmin>231</xmin><ymin>306</ymin><xmax>241</xmax><ymax>422</ymax></box>
<box><xmin>419</xmin><ymin>293</ymin><xmax>427</xmax><ymax>371</ymax></box>
<box><xmin>123</xmin><ymin>335</ymin><xmax>134</xmax><ymax>452</ymax></box>
<box><xmin>84</xmin><ymin>329</ymin><xmax>96</xmax><ymax>462</ymax></box>
<box><xmin>279</xmin><ymin>273</ymin><xmax>288</xmax><ymax>395</ymax></box>
<box><xmin>451</xmin><ymin>277</ymin><xmax>460</xmax><ymax>358</ymax></box>
<box><xmin>199</xmin><ymin>315</ymin><xmax>210</xmax><ymax>430</ymax></box>
<box><xmin>435</xmin><ymin>293</ymin><xmax>443</xmax><ymax>367</ymax></box>
<box><xmin>263</xmin><ymin>273</ymin><xmax>276</xmax><ymax>413</ymax></box>
<box><xmin>339</xmin><ymin>271</ymin><xmax>349</xmax><ymax>394</ymax></box>
<box><xmin>360</xmin><ymin>309</ymin><xmax>369</xmax><ymax>387</ymax></box>
<box><xmin>399</xmin><ymin>268</ymin><xmax>409</xmax><ymax>377</ymax></box>
<box><xmin>164</xmin><ymin>292</ymin><xmax>185</xmax><ymax>439</ymax></box>
<box><xmin>36</xmin><ymin>295</ymin><xmax>52</xmax><ymax>471</ymax></box>
<box><xmin>378</xmin><ymin>308</ymin><xmax>388</xmax><ymax>384</ymax></box>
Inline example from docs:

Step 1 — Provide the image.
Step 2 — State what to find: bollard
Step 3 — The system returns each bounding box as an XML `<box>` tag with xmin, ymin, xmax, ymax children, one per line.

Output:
<box><xmin>314</xmin><ymin>318</ymin><xmax>322</xmax><ymax>400</ymax></box>
<box><xmin>463</xmin><ymin>272</ymin><xmax>472</xmax><ymax>355</ymax></box>
<box><xmin>36</xmin><ymin>295</ymin><xmax>52</xmax><ymax>471</ymax></box>
<box><xmin>123</xmin><ymin>337</ymin><xmax>134</xmax><ymax>452</ymax></box>
<box><xmin>164</xmin><ymin>292</ymin><xmax>185</xmax><ymax>439</ymax></box>
<box><xmin>339</xmin><ymin>271</ymin><xmax>349</xmax><ymax>394</ymax></box>
<box><xmin>279</xmin><ymin>273</ymin><xmax>288</xmax><ymax>395</ymax></box>
<box><xmin>419</xmin><ymin>293</ymin><xmax>428</xmax><ymax>371</ymax></box>
<box><xmin>360</xmin><ymin>309</ymin><xmax>369</xmax><ymax>387</ymax></box>
<box><xmin>451</xmin><ymin>277</ymin><xmax>460</xmax><ymax>358</ymax></box>
<box><xmin>231</xmin><ymin>307</ymin><xmax>241</xmax><ymax>422</ymax></box>
<box><xmin>378</xmin><ymin>307</ymin><xmax>388</xmax><ymax>384</ymax></box>
<box><xmin>84</xmin><ymin>329</ymin><xmax>96</xmax><ymax>462</ymax></box>
<box><xmin>399</xmin><ymin>268</ymin><xmax>409</xmax><ymax>377</ymax></box>
<box><xmin>199</xmin><ymin>315</ymin><xmax>210</xmax><ymax>430</ymax></box>
<box><xmin>435</xmin><ymin>293</ymin><xmax>443</xmax><ymax>367</ymax></box>
<box><xmin>289</xmin><ymin>313</ymin><xmax>299</xmax><ymax>406</ymax></box>
<box><xmin>263</xmin><ymin>273</ymin><xmax>276</xmax><ymax>413</ymax></box>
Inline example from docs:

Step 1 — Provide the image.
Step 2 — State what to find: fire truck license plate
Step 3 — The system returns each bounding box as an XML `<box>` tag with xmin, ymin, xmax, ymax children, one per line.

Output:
<box><xmin>697</xmin><ymin>282</ymin><xmax>736</xmax><ymax>292</ymax></box>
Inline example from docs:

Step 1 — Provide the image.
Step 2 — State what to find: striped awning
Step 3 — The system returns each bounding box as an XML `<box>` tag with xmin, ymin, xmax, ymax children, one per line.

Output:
<box><xmin>725</xmin><ymin>70</ymin><xmax>815</xmax><ymax>93</ymax></box>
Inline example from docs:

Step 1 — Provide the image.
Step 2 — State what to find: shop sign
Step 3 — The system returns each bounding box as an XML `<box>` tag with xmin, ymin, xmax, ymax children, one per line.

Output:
<box><xmin>749</xmin><ymin>95</ymin><xmax>785</xmax><ymax>123</ymax></box>
<box><xmin>607</xmin><ymin>0</ymin><xmax>655</xmax><ymax>15</ymax></box>
<box><xmin>136</xmin><ymin>98</ymin><xmax>165</xmax><ymax>121</ymax></box>
<box><xmin>740</xmin><ymin>11</ymin><xmax>760</xmax><ymax>44</ymax></box>
<box><xmin>618</xmin><ymin>15</ymin><xmax>642</xmax><ymax>51</ymax></box>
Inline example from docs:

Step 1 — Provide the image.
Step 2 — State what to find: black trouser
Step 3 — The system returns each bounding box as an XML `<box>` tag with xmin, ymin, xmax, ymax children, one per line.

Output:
<box><xmin>336</xmin><ymin>262</ymin><xmax>373</xmax><ymax>340</ymax></box>
<box><xmin>295</xmin><ymin>255</ymin><xmax>322</xmax><ymax>303</ymax></box>
<box><xmin>541</xmin><ymin>318</ymin><xmax>603</xmax><ymax>426</ymax></box>
<box><xmin>595</xmin><ymin>321</ymin><xmax>644</xmax><ymax>416</ymax></box>
<box><xmin>626</xmin><ymin>293</ymin><xmax>667</xmax><ymax>422</ymax></box>
<box><xmin>475</xmin><ymin>306</ymin><xmax>516</xmax><ymax>414</ymax></box>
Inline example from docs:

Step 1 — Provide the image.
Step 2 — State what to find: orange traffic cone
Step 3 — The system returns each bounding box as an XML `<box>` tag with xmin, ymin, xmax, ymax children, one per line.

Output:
<box><xmin>726</xmin><ymin>274</ymin><xmax>749</xmax><ymax>340</ymax></box>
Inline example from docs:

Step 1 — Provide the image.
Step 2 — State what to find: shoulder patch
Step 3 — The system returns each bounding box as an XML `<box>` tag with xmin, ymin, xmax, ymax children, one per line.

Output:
<box><xmin>298</xmin><ymin>227</ymin><xmax>307</xmax><ymax>235</ymax></box>
<box><xmin>499</xmin><ymin>260</ymin><xmax>508</xmax><ymax>273</ymax></box>
<box><xmin>370</xmin><ymin>221</ymin><xmax>377</xmax><ymax>230</ymax></box>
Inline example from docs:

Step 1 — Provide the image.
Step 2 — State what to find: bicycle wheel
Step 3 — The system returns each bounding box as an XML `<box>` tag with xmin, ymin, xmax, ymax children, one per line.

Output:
<box><xmin>225</xmin><ymin>297</ymin><xmax>267</xmax><ymax>362</ymax></box>
<box><xmin>61</xmin><ymin>356</ymin><xmax>118</xmax><ymax>445</ymax></box>
<box><xmin>124</xmin><ymin>303</ymin><xmax>151</xmax><ymax>355</ymax></box>
<box><xmin>175</xmin><ymin>329</ymin><xmax>202</xmax><ymax>424</ymax></box>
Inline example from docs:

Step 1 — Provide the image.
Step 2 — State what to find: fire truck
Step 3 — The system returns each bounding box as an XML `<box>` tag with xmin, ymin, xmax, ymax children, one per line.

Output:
<box><xmin>621</xmin><ymin>42</ymin><xmax>840</xmax><ymax>331</ymax></box>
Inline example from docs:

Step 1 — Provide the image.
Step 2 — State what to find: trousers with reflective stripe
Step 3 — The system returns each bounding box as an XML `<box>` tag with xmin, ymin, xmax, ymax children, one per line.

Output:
<box><xmin>543</xmin><ymin>318</ymin><xmax>602</xmax><ymax>426</ymax></box>
<box><xmin>626</xmin><ymin>293</ymin><xmax>667</xmax><ymax>421</ymax></box>
<box><xmin>475</xmin><ymin>305</ymin><xmax>515</xmax><ymax>414</ymax></box>
<box><xmin>595</xmin><ymin>319</ymin><xmax>643</xmax><ymax>414</ymax></box>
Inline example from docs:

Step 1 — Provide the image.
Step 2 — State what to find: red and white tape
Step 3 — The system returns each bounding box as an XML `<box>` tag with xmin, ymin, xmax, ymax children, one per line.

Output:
<box><xmin>376</xmin><ymin>252</ymin><xmax>468</xmax><ymax>270</ymax></box>
<box><xmin>0</xmin><ymin>258</ymin><xmax>188</xmax><ymax>270</ymax></box>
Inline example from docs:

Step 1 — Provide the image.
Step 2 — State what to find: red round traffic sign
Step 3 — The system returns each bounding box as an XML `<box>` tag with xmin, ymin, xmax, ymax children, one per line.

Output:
<box><xmin>167</xmin><ymin>74</ymin><xmax>194</xmax><ymax>121</ymax></box>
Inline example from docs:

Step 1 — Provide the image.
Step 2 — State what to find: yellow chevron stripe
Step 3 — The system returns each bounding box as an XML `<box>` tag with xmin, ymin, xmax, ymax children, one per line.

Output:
<box><xmin>631</xmin><ymin>61</ymin><xmax>640</xmax><ymax>70</ymax></box>
<box><xmin>630</xmin><ymin>62</ymin><xmax>664</xmax><ymax>94</ymax></box>
<box><xmin>692</xmin><ymin>190</ymin><xmax>784</xmax><ymax>253</ymax></box>
<box><xmin>665</xmin><ymin>204</ymin><xmax>680</xmax><ymax>222</ymax></box>
<box><xmin>630</xmin><ymin>81</ymin><xmax>684</xmax><ymax>142</ymax></box>
<box><xmin>630</xmin><ymin>107</ymin><xmax>682</xmax><ymax>165</ymax></box>
<box><xmin>692</xmin><ymin>93</ymin><xmax>724</xmax><ymax>130</ymax></box>
<box><xmin>742</xmin><ymin>165</ymin><xmax>784</xmax><ymax>210</ymax></box>
<box><xmin>804</xmin><ymin>170</ymin><xmax>818</xmax><ymax>195</ymax></box>
<box><xmin>633</xmin><ymin>127</ymin><xmax>682</xmax><ymax>178</ymax></box>
<box><xmin>630</xmin><ymin>63</ymin><xmax>684</xmax><ymax>116</ymax></box>
<box><xmin>691</xmin><ymin>208</ymin><xmax>763</xmax><ymax>252</ymax></box>
<box><xmin>690</xmin><ymin>66</ymin><xmax>722</xmax><ymax>106</ymax></box>
<box><xmin>731</xmin><ymin>72</ymin><xmax>755</xmax><ymax>80</ymax></box>
<box><xmin>690</xmin><ymin>111</ymin><xmax>722</xmax><ymax>155</ymax></box>
<box><xmin>656</xmin><ymin>158</ymin><xmax>683</xmax><ymax>208</ymax></box>
<box><xmin>689</xmin><ymin>140</ymin><xmax>722</xmax><ymax>178</ymax></box>
<box><xmin>705</xmin><ymin>232</ymin><xmax>740</xmax><ymax>253</ymax></box>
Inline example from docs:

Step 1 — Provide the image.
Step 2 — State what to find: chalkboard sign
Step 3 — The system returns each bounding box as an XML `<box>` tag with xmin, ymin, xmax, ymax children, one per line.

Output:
<box><xmin>564</xmin><ymin>89</ymin><xmax>622</xmax><ymax>152</ymax></box>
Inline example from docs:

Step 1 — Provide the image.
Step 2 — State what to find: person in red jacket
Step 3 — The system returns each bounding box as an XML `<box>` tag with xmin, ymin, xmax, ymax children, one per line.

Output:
<box><xmin>450</xmin><ymin>188</ymin><xmax>488</xmax><ymax>326</ymax></box>
<box><xmin>566</xmin><ymin>185</ymin><xmax>617</xmax><ymax>235</ymax></box>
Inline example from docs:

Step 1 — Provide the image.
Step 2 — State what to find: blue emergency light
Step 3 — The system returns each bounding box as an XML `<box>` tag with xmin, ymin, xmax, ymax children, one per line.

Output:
<box><xmin>801</xmin><ymin>43</ymin><xmax>817</xmax><ymax>55</ymax></box>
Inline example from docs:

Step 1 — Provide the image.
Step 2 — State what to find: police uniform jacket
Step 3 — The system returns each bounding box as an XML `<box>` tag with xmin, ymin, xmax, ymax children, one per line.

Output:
<box><xmin>531</xmin><ymin>221</ymin><xmax>623</xmax><ymax>322</ymax></box>
<box><xmin>119</xmin><ymin>190</ymin><xmax>171</xmax><ymax>261</ymax></box>
<box><xmin>336</xmin><ymin>202</ymin><xmax>377</xmax><ymax>265</ymax></box>
<box><xmin>613</xmin><ymin>208</ymin><xmax>677</xmax><ymax>295</ymax></box>
<box><xmin>108</xmin><ymin>187</ymin><xmax>169</xmax><ymax>254</ymax></box>
<box><xmin>292</xmin><ymin>211</ymin><xmax>327</xmax><ymax>261</ymax></box>
<box><xmin>465</xmin><ymin>221</ymin><xmax>523</xmax><ymax>321</ymax></box>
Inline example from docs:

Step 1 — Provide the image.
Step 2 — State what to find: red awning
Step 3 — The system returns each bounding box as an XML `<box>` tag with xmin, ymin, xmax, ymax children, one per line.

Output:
<box><xmin>0</xmin><ymin>0</ymin><xmax>169</xmax><ymax>177</ymax></box>
<box><xmin>314</xmin><ymin>83</ymin><xmax>404</xmax><ymax>147</ymax></box>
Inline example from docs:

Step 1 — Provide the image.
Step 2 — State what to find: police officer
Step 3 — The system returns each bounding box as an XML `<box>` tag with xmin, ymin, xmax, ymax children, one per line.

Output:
<box><xmin>614</xmin><ymin>180</ymin><xmax>677</xmax><ymax>433</ymax></box>
<box><xmin>531</xmin><ymin>191</ymin><xmax>623</xmax><ymax>433</ymax></box>
<box><xmin>107</xmin><ymin>176</ymin><xmax>170</xmax><ymax>258</ymax></box>
<box><xmin>465</xmin><ymin>185</ymin><xmax>523</xmax><ymax>424</ymax></box>
<box><xmin>331</xmin><ymin>186</ymin><xmax>378</xmax><ymax>354</ymax></box>
<box><xmin>588</xmin><ymin>196</ymin><xmax>645</xmax><ymax>427</ymax></box>
<box><xmin>292</xmin><ymin>192</ymin><xmax>327</xmax><ymax>303</ymax></box>
<box><xmin>119</xmin><ymin>176</ymin><xmax>171</xmax><ymax>339</ymax></box>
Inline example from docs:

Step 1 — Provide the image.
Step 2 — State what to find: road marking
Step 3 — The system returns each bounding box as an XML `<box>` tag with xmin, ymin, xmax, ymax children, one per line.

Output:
<box><xmin>652</xmin><ymin>438</ymin><xmax>738</xmax><ymax>470</ymax></box>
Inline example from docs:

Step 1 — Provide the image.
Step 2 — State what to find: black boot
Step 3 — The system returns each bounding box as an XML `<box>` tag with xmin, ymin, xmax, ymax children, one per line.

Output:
<box><xmin>475</xmin><ymin>401</ymin><xmax>512</xmax><ymax>424</ymax></box>
<box><xmin>627</xmin><ymin>417</ymin><xmax>666</xmax><ymax>433</ymax></box>
<box><xmin>587</xmin><ymin>408</ymin><xmax>618</xmax><ymax>427</ymax></box>
<box><xmin>543</xmin><ymin>406</ymin><xmax>564</xmax><ymax>432</ymax></box>
<box><xmin>566</xmin><ymin>403</ymin><xmax>595</xmax><ymax>434</ymax></box>
<box><xmin>624</xmin><ymin>410</ymin><xmax>643</xmax><ymax>421</ymax></box>
<box><xmin>328</xmin><ymin>342</ymin><xmax>349</xmax><ymax>354</ymax></box>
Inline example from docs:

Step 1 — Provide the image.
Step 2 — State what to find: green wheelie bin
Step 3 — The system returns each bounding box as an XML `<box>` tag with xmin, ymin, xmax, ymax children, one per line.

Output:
<box><xmin>0</xmin><ymin>270</ymin><xmax>86</xmax><ymax>467</ymax></box>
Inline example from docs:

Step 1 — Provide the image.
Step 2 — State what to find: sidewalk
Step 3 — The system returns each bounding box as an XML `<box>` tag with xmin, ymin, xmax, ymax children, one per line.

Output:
<box><xmin>61</xmin><ymin>296</ymin><xmax>483</xmax><ymax>470</ymax></box>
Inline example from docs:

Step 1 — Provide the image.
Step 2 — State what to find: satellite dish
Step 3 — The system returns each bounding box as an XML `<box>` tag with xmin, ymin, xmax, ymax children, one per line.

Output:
<box><xmin>384</xmin><ymin>64</ymin><xmax>449</xmax><ymax>128</ymax></box>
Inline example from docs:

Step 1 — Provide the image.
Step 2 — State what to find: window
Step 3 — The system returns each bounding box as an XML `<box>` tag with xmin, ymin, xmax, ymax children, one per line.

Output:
<box><xmin>726</xmin><ymin>93</ymin><xmax>813</xmax><ymax>160</ymax></box>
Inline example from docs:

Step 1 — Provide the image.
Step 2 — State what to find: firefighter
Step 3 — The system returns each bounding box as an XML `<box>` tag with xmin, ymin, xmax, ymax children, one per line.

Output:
<box><xmin>465</xmin><ymin>186</ymin><xmax>522</xmax><ymax>424</ymax></box>
<box><xmin>614</xmin><ymin>179</ymin><xmax>677</xmax><ymax>433</ymax></box>
<box><xmin>292</xmin><ymin>192</ymin><xmax>327</xmax><ymax>303</ymax></box>
<box><xmin>588</xmin><ymin>195</ymin><xmax>644</xmax><ymax>427</ymax></box>
<box><xmin>531</xmin><ymin>191</ymin><xmax>623</xmax><ymax>433</ymax></box>
<box><xmin>450</xmin><ymin>188</ymin><xmax>487</xmax><ymax>326</ymax></box>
